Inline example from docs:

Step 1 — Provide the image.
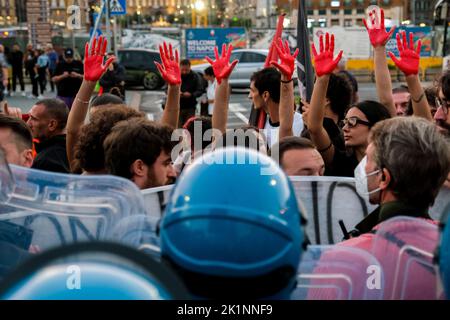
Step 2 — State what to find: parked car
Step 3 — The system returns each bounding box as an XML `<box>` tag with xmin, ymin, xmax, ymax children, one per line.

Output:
<box><xmin>191</xmin><ymin>49</ymin><xmax>269</xmax><ymax>89</ymax></box>
<box><xmin>117</xmin><ymin>49</ymin><xmax>164</xmax><ymax>90</ymax></box>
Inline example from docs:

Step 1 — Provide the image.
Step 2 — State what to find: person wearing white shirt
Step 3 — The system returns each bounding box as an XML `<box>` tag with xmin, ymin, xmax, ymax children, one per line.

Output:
<box><xmin>203</xmin><ymin>66</ymin><xmax>217</xmax><ymax>116</ymax></box>
<box><xmin>248</xmin><ymin>68</ymin><xmax>304</xmax><ymax>149</ymax></box>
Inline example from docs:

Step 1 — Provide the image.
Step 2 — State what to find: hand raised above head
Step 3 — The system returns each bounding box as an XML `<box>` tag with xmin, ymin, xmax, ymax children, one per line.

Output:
<box><xmin>270</xmin><ymin>38</ymin><xmax>299</xmax><ymax>80</ymax></box>
<box><xmin>311</xmin><ymin>33</ymin><xmax>343</xmax><ymax>77</ymax></box>
<box><xmin>155</xmin><ymin>42</ymin><xmax>181</xmax><ymax>85</ymax></box>
<box><xmin>388</xmin><ymin>31</ymin><xmax>421</xmax><ymax>76</ymax></box>
<box><xmin>204</xmin><ymin>43</ymin><xmax>239</xmax><ymax>85</ymax></box>
<box><xmin>83</xmin><ymin>36</ymin><xmax>114</xmax><ymax>82</ymax></box>
<box><xmin>363</xmin><ymin>7</ymin><xmax>396</xmax><ymax>48</ymax></box>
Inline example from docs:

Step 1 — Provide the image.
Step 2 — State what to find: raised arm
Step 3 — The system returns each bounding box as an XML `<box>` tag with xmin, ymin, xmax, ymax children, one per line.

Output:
<box><xmin>205</xmin><ymin>44</ymin><xmax>239</xmax><ymax>134</ymax></box>
<box><xmin>66</xmin><ymin>36</ymin><xmax>114</xmax><ymax>171</ymax></box>
<box><xmin>155</xmin><ymin>42</ymin><xmax>181</xmax><ymax>128</ymax></box>
<box><xmin>270</xmin><ymin>38</ymin><xmax>299</xmax><ymax>140</ymax></box>
<box><xmin>309</xmin><ymin>33</ymin><xmax>343</xmax><ymax>166</ymax></box>
<box><xmin>389</xmin><ymin>31</ymin><xmax>432</xmax><ymax>121</ymax></box>
<box><xmin>364</xmin><ymin>8</ymin><xmax>396</xmax><ymax>117</ymax></box>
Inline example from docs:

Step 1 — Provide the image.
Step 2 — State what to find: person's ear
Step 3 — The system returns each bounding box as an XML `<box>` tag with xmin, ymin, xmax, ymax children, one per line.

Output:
<box><xmin>21</xmin><ymin>149</ymin><xmax>34</xmax><ymax>168</ymax></box>
<box><xmin>48</xmin><ymin>119</ymin><xmax>58</xmax><ymax>132</ymax></box>
<box><xmin>262</xmin><ymin>91</ymin><xmax>270</xmax><ymax>103</ymax></box>
<box><xmin>130</xmin><ymin>159</ymin><xmax>146</xmax><ymax>178</ymax></box>
<box><xmin>379</xmin><ymin>167</ymin><xmax>391</xmax><ymax>190</ymax></box>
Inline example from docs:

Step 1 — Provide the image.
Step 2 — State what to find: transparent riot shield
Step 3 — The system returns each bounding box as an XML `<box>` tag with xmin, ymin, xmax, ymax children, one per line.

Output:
<box><xmin>371</xmin><ymin>216</ymin><xmax>441</xmax><ymax>300</ymax></box>
<box><xmin>0</xmin><ymin>153</ymin><xmax>150</xmax><ymax>251</ymax></box>
<box><xmin>291</xmin><ymin>245</ymin><xmax>383</xmax><ymax>300</ymax></box>
<box><xmin>0</xmin><ymin>241</ymin><xmax>190</xmax><ymax>300</ymax></box>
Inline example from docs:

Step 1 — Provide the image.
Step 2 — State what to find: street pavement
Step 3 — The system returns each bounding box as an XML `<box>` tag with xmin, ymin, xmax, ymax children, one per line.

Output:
<box><xmin>3</xmin><ymin>81</ymin><xmax>431</xmax><ymax>129</ymax></box>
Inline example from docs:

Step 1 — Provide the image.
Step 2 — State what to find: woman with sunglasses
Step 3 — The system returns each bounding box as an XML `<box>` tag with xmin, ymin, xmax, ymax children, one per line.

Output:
<box><xmin>308</xmin><ymin>32</ymin><xmax>392</xmax><ymax>177</ymax></box>
<box><xmin>337</xmin><ymin>101</ymin><xmax>391</xmax><ymax>176</ymax></box>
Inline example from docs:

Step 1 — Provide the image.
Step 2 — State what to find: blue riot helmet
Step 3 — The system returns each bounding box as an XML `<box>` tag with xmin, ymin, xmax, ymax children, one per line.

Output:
<box><xmin>0</xmin><ymin>242</ymin><xmax>190</xmax><ymax>300</ymax></box>
<box><xmin>160</xmin><ymin>147</ymin><xmax>304</xmax><ymax>299</ymax></box>
<box><xmin>438</xmin><ymin>203</ymin><xmax>450</xmax><ymax>299</ymax></box>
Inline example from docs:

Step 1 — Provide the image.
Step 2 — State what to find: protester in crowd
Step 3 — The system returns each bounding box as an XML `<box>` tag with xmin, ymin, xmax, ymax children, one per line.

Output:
<box><xmin>36</xmin><ymin>49</ymin><xmax>49</xmax><ymax>98</ymax></box>
<box><xmin>0</xmin><ymin>114</ymin><xmax>33</xmax><ymax>167</ymax></box>
<box><xmin>367</xmin><ymin>8</ymin><xmax>432</xmax><ymax>121</ymax></box>
<box><xmin>99</xmin><ymin>52</ymin><xmax>126</xmax><ymax>100</ymax></box>
<box><xmin>103</xmin><ymin>117</ymin><xmax>176</xmax><ymax>189</ymax></box>
<box><xmin>268</xmin><ymin>38</ymin><xmax>303</xmax><ymax>145</ymax></box>
<box><xmin>52</xmin><ymin>48</ymin><xmax>84</xmax><ymax>109</ymax></box>
<box><xmin>306</xmin><ymin>33</ymin><xmax>389</xmax><ymax>177</ymax></box>
<box><xmin>248</xmin><ymin>67</ymin><xmax>304</xmax><ymax>148</ymax></box>
<box><xmin>203</xmin><ymin>66</ymin><xmax>216</xmax><ymax>116</ymax></box>
<box><xmin>271</xmin><ymin>136</ymin><xmax>325</xmax><ymax>176</ymax></box>
<box><xmin>0</xmin><ymin>45</ymin><xmax>9</xmax><ymax>102</ymax></box>
<box><xmin>392</xmin><ymin>86</ymin><xmax>410</xmax><ymax>116</ymax></box>
<box><xmin>24</xmin><ymin>44</ymin><xmax>38</xmax><ymax>99</ymax></box>
<box><xmin>45</xmin><ymin>44</ymin><xmax>59</xmax><ymax>93</ymax></box>
<box><xmin>26</xmin><ymin>98</ymin><xmax>70</xmax><ymax>173</ymax></box>
<box><xmin>301</xmin><ymin>72</ymin><xmax>351</xmax><ymax>156</ymax></box>
<box><xmin>67</xmin><ymin>37</ymin><xmax>180</xmax><ymax>173</ymax></box>
<box><xmin>178</xmin><ymin>59</ymin><xmax>203</xmax><ymax>127</ymax></box>
<box><xmin>10</xmin><ymin>44</ymin><xmax>25</xmax><ymax>96</ymax></box>
<box><xmin>435</xmin><ymin>70</ymin><xmax>450</xmax><ymax>138</ymax></box>
<box><xmin>72</xmin><ymin>105</ymin><xmax>144</xmax><ymax>174</ymax></box>
<box><xmin>343</xmin><ymin>116</ymin><xmax>450</xmax><ymax>242</ymax></box>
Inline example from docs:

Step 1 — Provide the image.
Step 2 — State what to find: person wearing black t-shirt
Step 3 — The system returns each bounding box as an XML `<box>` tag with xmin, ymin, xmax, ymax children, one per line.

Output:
<box><xmin>302</xmin><ymin>73</ymin><xmax>351</xmax><ymax>176</ymax></box>
<box><xmin>52</xmin><ymin>48</ymin><xmax>83</xmax><ymax>109</ymax></box>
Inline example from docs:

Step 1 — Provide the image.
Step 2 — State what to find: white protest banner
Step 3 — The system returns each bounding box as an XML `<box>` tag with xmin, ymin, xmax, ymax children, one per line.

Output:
<box><xmin>141</xmin><ymin>178</ymin><xmax>449</xmax><ymax>245</ymax></box>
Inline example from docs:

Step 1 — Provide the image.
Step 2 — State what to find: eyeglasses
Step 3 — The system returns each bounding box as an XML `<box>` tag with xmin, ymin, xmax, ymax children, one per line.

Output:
<box><xmin>435</xmin><ymin>97</ymin><xmax>449</xmax><ymax>115</ymax></box>
<box><xmin>342</xmin><ymin>117</ymin><xmax>371</xmax><ymax>128</ymax></box>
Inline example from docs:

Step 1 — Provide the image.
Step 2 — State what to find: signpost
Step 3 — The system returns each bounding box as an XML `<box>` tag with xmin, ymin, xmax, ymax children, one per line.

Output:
<box><xmin>109</xmin><ymin>0</ymin><xmax>127</xmax><ymax>15</ymax></box>
<box><xmin>91</xmin><ymin>1</ymin><xmax>126</xmax><ymax>55</ymax></box>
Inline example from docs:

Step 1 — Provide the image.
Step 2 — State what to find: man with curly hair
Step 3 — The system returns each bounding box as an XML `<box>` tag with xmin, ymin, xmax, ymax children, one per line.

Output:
<box><xmin>72</xmin><ymin>105</ymin><xmax>144</xmax><ymax>174</ymax></box>
<box><xmin>103</xmin><ymin>117</ymin><xmax>177</xmax><ymax>189</ymax></box>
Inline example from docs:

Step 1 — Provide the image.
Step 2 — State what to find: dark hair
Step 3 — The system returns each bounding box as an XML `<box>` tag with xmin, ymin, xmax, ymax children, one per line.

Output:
<box><xmin>74</xmin><ymin>106</ymin><xmax>144</xmax><ymax>173</ymax></box>
<box><xmin>219</xmin><ymin>125</ymin><xmax>264</xmax><ymax>152</ymax></box>
<box><xmin>250</xmin><ymin>68</ymin><xmax>281</xmax><ymax>103</ymax></box>
<box><xmin>271</xmin><ymin>136</ymin><xmax>315</xmax><ymax>164</ymax></box>
<box><xmin>36</xmin><ymin>98</ymin><xmax>69</xmax><ymax>131</ymax></box>
<box><xmin>326</xmin><ymin>73</ymin><xmax>353</xmax><ymax>121</ymax></box>
<box><xmin>0</xmin><ymin>114</ymin><xmax>33</xmax><ymax>151</ymax></box>
<box><xmin>104</xmin><ymin>118</ymin><xmax>175</xmax><ymax>180</ymax></box>
<box><xmin>183</xmin><ymin>116</ymin><xmax>212</xmax><ymax>151</ymax></box>
<box><xmin>353</xmin><ymin>100</ymin><xmax>391</xmax><ymax>127</ymax></box>
<box><xmin>204</xmin><ymin>66</ymin><xmax>214</xmax><ymax>77</ymax></box>
<box><xmin>392</xmin><ymin>85</ymin><xmax>409</xmax><ymax>94</ymax></box>
<box><xmin>90</xmin><ymin>93</ymin><xmax>124</xmax><ymax>108</ymax></box>
<box><xmin>406</xmin><ymin>86</ymin><xmax>438</xmax><ymax>116</ymax></box>
<box><xmin>439</xmin><ymin>70</ymin><xmax>450</xmax><ymax>100</ymax></box>
<box><xmin>180</xmin><ymin>59</ymin><xmax>191</xmax><ymax>66</ymax></box>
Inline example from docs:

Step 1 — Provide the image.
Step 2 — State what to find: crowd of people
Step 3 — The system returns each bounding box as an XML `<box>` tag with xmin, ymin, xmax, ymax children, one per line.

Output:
<box><xmin>0</xmin><ymin>6</ymin><xmax>450</xmax><ymax>300</ymax></box>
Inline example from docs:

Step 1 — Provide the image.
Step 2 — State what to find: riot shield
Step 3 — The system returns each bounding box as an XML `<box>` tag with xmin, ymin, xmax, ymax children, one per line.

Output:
<box><xmin>0</xmin><ymin>157</ymin><xmax>150</xmax><ymax>250</ymax></box>
<box><xmin>371</xmin><ymin>216</ymin><xmax>441</xmax><ymax>300</ymax></box>
<box><xmin>291</xmin><ymin>244</ymin><xmax>383</xmax><ymax>300</ymax></box>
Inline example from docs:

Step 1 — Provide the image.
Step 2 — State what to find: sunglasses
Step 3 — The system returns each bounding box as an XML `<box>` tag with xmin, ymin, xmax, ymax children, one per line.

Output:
<box><xmin>435</xmin><ymin>97</ymin><xmax>449</xmax><ymax>115</ymax></box>
<box><xmin>342</xmin><ymin>117</ymin><xmax>371</xmax><ymax>128</ymax></box>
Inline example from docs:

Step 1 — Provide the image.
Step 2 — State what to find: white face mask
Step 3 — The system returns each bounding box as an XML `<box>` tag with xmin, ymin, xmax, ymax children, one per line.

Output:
<box><xmin>354</xmin><ymin>156</ymin><xmax>382</xmax><ymax>198</ymax></box>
